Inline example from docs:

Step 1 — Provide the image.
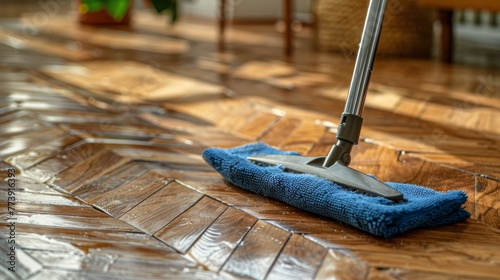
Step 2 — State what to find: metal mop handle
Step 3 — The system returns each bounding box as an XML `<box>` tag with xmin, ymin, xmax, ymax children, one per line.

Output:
<box><xmin>345</xmin><ymin>0</ymin><xmax>387</xmax><ymax>115</ymax></box>
<box><xmin>247</xmin><ymin>0</ymin><xmax>404</xmax><ymax>201</ymax></box>
<box><xmin>323</xmin><ymin>0</ymin><xmax>387</xmax><ymax>167</ymax></box>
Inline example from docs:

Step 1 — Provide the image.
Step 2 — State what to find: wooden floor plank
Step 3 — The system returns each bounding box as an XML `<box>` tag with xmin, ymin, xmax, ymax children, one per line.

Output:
<box><xmin>0</xmin><ymin>190</ymin><xmax>87</xmax><ymax>207</ymax></box>
<box><xmin>0</xmin><ymin>28</ymin><xmax>95</xmax><ymax>61</ymax></box>
<box><xmin>138</xmin><ymin>154</ymin><xmax>211</xmax><ymax>173</ymax></box>
<box><xmin>168</xmin><ymin>98</ymin><xmax>249</xmax><ymax>129</ymax></box>
<box><xmin>115</xmin><ymin>150</ymin><xmax>210</xmax><ymax>169</ymax></box>
<box><xmin>25</xmin><ymin>250</ymin><xmax>86</xmax><ymax>271</ymax></box>
<box><xmin>0</xmin><ymin>242</ymin><xmax>43</xmax><ymax>280</ymax></box>
<box><xmin>235</xmin><ymin>111</ymin><xmax>280</xmax><ymax>139</ymax></box>
<box><xmin>185</xmin><ymin>207</ymin><xmax>257</xmax><ymax>272</ymax></box>
<box><xmin>0</xmin><ymin>126</ymin><xmax>65</xmax><ymax>157</ymax></box>
<box><xmin>366</xmin><ymin>120</ymin><xmax>498</xmax><ymax>149</ymax></box>
<box><xmin>95</xmin><ymin>258</ymin><xmax>220</xmax><ymax>279</ymax></box>
<box><xmin>64</xmin><ymin>123</ymin><xmax>175</xmax><ymax>139</ymax></box>
<box><xmin>354</xmin><ymin>250</ymin><xmax>500</xmax><ymax>279</ymax></box>
<box><xmin>259</xmin><ymin>117</ymin><xmax>302</xmax><ymax>147</ymax></box>
<box><xmin>29</xmin><ymin>269</ymin><xmax>140</xmax><ymax>280</ymax></box>
<box><xmin>233</xmin><ymin>60</ymin><xmax>296</xmax><ymax>81</ymax></box>
<box><xmin>91</xmin><ymin>170</ymin><xmax>168</xmax><ymax>218</ymax></box>
<box><xmin>407</xmin><ymin>152</ymin><xmax>500</xmax><ymax>180</ymax></box>
<box><xmin>314</xmin><ymin>249</ymin><xmax>369</xmax><ymax>280</ymax></box>
<box><xmin>0</xmin><ymin>117</ymin><xmax>49</xmax><ymax>140</ymax></box>
<box><xmin>90</xmin><ymin>243</ymin><xmax>192</xmax><ymax>264</ymax></box>
<box><xmin>71</xmin><ymin>161</ymin><xmax>149</xmax><ymax>204</ymax></box>
<box><xmin>366</xmin><ymin>267</ymin><xmax>498</xmax><ymax>280</ymax></box>
<box><xmin>28</xmin><ymin>270</ymin><xmax>69</xmax><ymax>280</ymax></box>
<box><xmin>268</xmin><ymin>218</ymin><xmax>363</xmax><ymax>236</ymax></box>
<box><xmin>22</xmin><ymin>240</ymin><xmax>195</xmax><ymax>275</ymax></box>
<box><xmin>54</xmin><ymin>149</ymin><xmax>129</xmax><ymax>193</ymax></box>
<box><xmin>15</xmin><ymin>224</ymin><xmax>166</xmax><ymax>249</ymax></box>
<box><xmin>0</xmin><ymin>181</ymin><xmax>60</xmax><ymax>194</ymax></box>
<box><xmin>216</xmin><ymin>103</ymin><xmax>261</xmax><ymax>136</ymax></box>
<box><xmin>0</xmin><ymin>202</ymin><xmax>105</xmax><ymax>217</ymax></box>
<box><xmin>306</xmin><ymin>221</ymin><xmax>500</xmax><ymax>279</ymax></box>
<box><xmin>17</xmin><ymin>233</ymin><xmax>168</xmax><ymax>255</ymax></box>
<box><xmin>6</xmin><ymin>134</ymin><xmax>83</xmax><ymax>170</ymax></box>
<box><xmin>16</xmin><ymin>233</ymin><xmax>100</xmax><ymax>252</ymax></box>
<box><xmin>42</xmin><ymin>61</ymin><xmax>223</xmax><ymax>103</ymax></box>
<box><xmin>221</xmin><ymin>220</ymin><xmax>290</xmax><ymax>279</ymax></box>
<box><xmin>0</xmin><ymin>213</ymin><xmax>139</xmax><ymax>232</ymax></box>
<box><xmin>392</xmin><ymin>95</ymin><xmax>428</xmax><ymax>119</ymax></box>
<box><xmin>119</xmin><ymin>182</ymin><xmax>204</xmax><ymax>235</ymax></box>
<box><xmin>475</xmin><ymin>177</ymin><xmax>500</xmax><ymax>228</ymax></box>
<box><xmin>266</xmin><ymin>234</ymin><xmax>327</xmax><ymax>280</ymax></box>
<box><xmin>40</xmin><ymin>18</ymin><xmax>190</xmax><ymax>55</ymax></box>
<box><xmin>279</xmin><ymin>119</ymin><xmax>327</xmax><ymax>155</ymax></box>
<box><xmin>24</xmin><ymin>142</ymin><xmax>106</xmax><ymax>182</ymax></box>
<box><xmin>176</xmin><ymin>171</ymin><xmax>288</xmax><ymax>209</ymax></box>
<box><xmin>155</xmin><ymin>196</ymin><xmax>228</xmax><ymax>253</ymax></box>
<box><xmin>306</xmin><ymin>128</ymin><xmax>338</xmax><ymax>157</ymax></box>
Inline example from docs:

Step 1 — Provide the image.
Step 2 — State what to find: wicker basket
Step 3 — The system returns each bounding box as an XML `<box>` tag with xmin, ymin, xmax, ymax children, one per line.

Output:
<box><xmin>313</xmin><ymin>0</ymin><xmax>434</xmax><ymax>57</ymax></box>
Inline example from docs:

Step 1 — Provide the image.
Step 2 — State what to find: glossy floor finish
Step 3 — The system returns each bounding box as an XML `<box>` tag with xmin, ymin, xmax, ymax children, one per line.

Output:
<box><xmin>0</xmin><ymin>11</ymin><xmax>500</xmax><ymax>280</ymax></box>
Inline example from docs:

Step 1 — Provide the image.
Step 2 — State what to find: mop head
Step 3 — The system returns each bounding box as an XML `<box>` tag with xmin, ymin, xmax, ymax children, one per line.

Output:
<box><xmin>202</xmin><ymin>142</ymin><xmax>470</xmax><ymax>238</ymax></box>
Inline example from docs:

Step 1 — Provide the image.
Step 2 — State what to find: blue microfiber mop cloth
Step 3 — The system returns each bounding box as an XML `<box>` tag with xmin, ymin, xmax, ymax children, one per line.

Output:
<box><xmin>202</xmin><ymin>142</ymin><xmax>470</xmax><ymax>238</ymax></box>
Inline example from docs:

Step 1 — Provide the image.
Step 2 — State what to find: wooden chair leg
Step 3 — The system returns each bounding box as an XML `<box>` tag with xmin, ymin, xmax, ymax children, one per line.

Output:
<box><xmin>438</xmin><ymin>9</ymin><xmax>454</xmax><ymax>63</ymax></box>
<box><xmin>490</xmin><ymin>12</ymin><xmax>498</xmax><ymax>27</ymax></box>
<box><xmin>283</xmin><ymin>0</ymin><xmax>293</xmax><ymax>56</ymax></box>
<box><xmin>218</xmin><ymin>0</ymin><xmax>226</xmax><ymax>52</ymax></box>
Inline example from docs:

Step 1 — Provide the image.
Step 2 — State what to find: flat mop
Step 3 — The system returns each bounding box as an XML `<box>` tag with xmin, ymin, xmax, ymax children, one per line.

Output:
<box><xmin>203</xmin><ymin>0</ymin><xmax>470</xmax><ymax>237</ymax></box>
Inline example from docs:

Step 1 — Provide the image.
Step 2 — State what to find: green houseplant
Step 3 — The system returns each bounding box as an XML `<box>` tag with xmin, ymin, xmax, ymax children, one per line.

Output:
<box><xmin>78</xmin><ymin>0</ymin><xmax>179</xmax><ymax>24</ymax></box>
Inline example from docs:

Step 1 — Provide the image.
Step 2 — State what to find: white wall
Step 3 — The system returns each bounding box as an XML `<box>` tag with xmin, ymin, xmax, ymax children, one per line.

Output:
<box><xmin>180</xmin><ymin>0</ymin><xmax>311</xmax><ymax>21</ymax></box>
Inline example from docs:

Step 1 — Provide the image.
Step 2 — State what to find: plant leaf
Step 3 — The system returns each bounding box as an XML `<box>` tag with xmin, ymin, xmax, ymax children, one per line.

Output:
<box><xmin>81</xmin><ymin>0</ymin><xmax>104</xmax><ymax>13</ymax></box>
<box><xmin>151</xmin><ymin>0</ymin><xmax>173</xmax><ymax>14</ymax></box>
<box><xmin>103</xmin><ymin>0</ymin><xmax>130</xmax><ymax>21</ymax></box>
<box><xmin>169</xmin><ymin>0</ymin><xmax>178</xmax><ymax>23</ymax></box>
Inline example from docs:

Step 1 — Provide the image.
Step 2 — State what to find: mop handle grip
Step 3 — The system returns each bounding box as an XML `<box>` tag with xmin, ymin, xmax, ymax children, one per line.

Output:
<box><xmin>344</xmin><ymin>0</ymin><xmax>387</xmax><ymax>116</ymax></box>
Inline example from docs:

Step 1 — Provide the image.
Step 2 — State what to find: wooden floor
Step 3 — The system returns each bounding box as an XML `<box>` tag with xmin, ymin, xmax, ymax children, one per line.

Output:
<box><xmin>1</xmin><ymin>11</ymin><xmax>500</xmax><ymax>280</ymax></box>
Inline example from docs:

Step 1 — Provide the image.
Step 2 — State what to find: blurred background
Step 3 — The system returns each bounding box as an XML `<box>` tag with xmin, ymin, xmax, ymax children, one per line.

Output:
<box><xmin>1</xmin><ymin>0</ymin><xmax>499</xmax><ymax>67</ymax></box>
